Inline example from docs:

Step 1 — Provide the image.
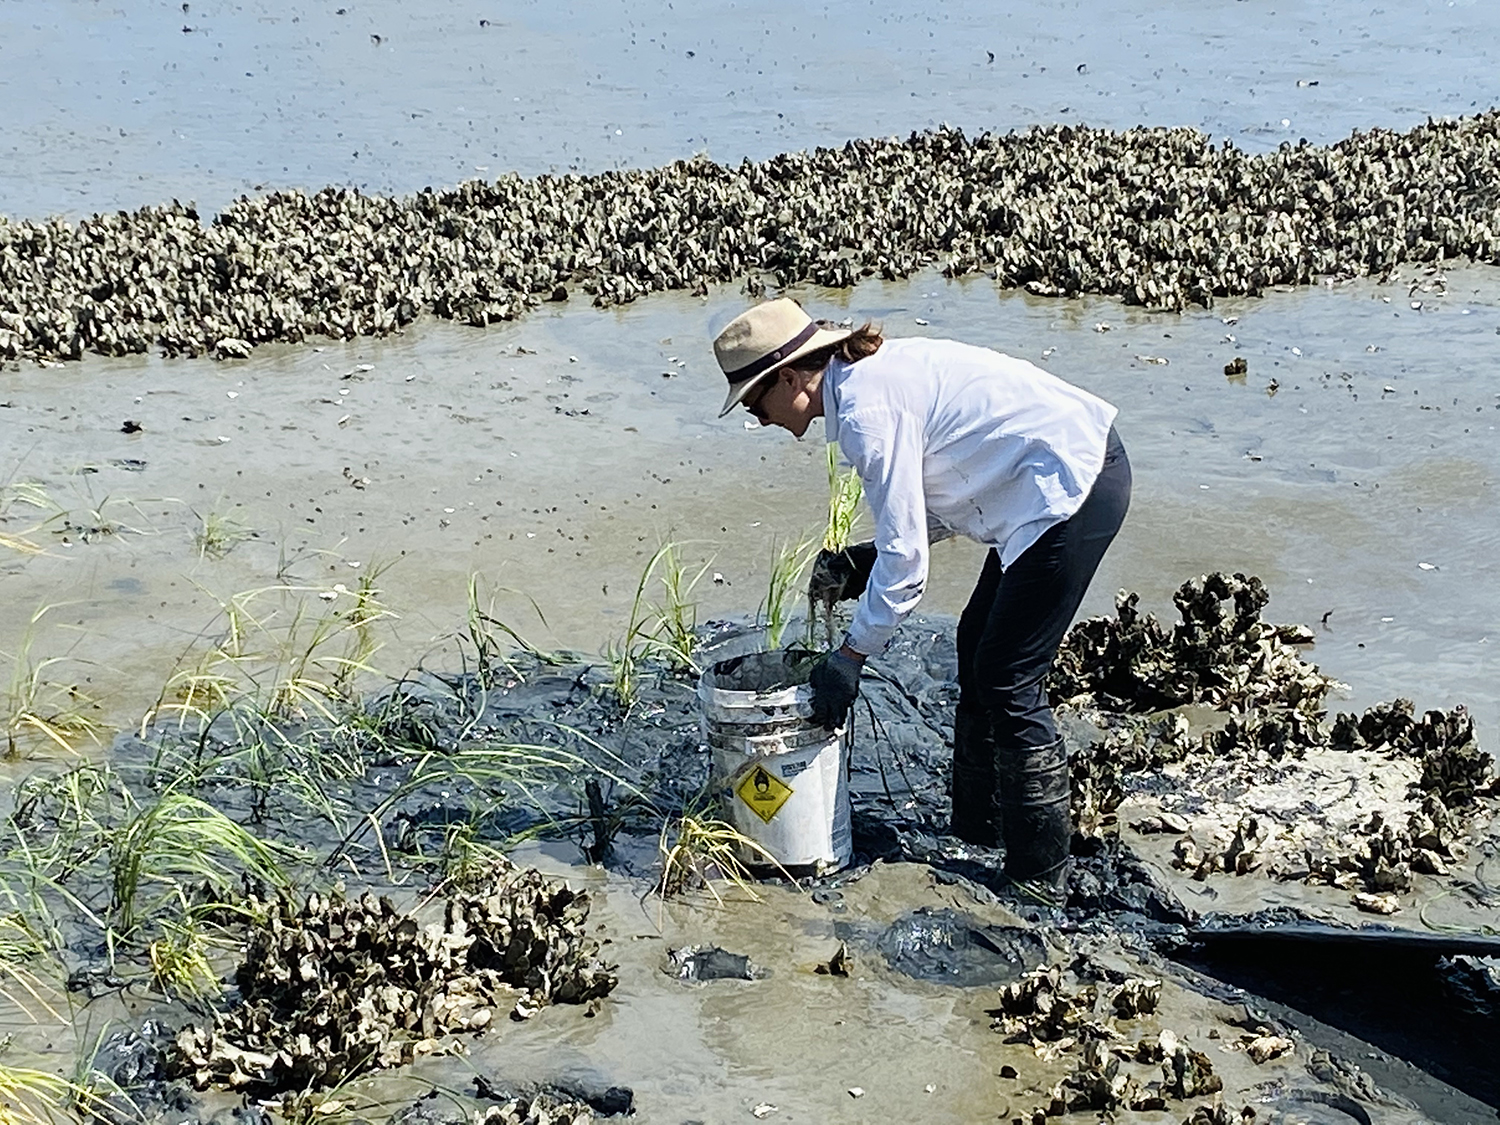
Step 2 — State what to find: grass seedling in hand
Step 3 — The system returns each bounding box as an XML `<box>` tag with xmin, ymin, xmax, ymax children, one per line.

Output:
<box><xmin>823</xmin><ymin>442</ymin><xmax>863</xmax><ymax>553</ymax></box>
<box><xmin>811</xmin><ymin>443</ymin><xmax>866</xmax><ymax>645</ymax></box>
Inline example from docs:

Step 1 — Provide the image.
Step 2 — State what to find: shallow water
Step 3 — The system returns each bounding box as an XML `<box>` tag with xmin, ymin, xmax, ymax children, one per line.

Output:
<box><xmin>2</xmin><ymin>0</ymin><xmax>1498</xmax><ymax>743</ymax></box>
<box><xmin>3</xmin><ymin>0</ymin><xmax>1499</xmax><ymax>220</ymax></box>
<box><xmin>3</xmin><ymin>267</ymin><xmax>1497</xmax><ymax>749</ymax></box>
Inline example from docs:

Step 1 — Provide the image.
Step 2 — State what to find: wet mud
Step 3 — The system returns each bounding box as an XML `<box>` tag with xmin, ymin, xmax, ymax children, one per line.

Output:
<box><xmin>3</xmin><ymin>573</ymin><xmax>1494</xmax><ymax>1122</ymax></box>
<box><xmin>661</xmin><ymin>945</ymin><xmax>763</xmax><ymax>984</ymax></box>
<box><xmin>870</xmin><ymin>909</ymin><xmax>1047</xmax><ymax>988</ymax></box>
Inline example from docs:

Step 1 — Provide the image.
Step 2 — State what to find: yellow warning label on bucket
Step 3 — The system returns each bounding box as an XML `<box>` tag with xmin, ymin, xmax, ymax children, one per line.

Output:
<box><xmin>736</xmin><ymin>764</ymin><xmax>794</xmax><ymax>824</ymax></box>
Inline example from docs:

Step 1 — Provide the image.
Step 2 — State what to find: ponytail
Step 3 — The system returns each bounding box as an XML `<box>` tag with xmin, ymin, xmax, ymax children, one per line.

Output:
<box><xmin>788</xmin><ymin>321</ymin><xmax>884</xmax><ymax>374</ymax></box>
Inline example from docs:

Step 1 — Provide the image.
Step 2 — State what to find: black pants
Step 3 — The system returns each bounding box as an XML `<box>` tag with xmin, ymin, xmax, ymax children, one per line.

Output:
<box><xmin>955</xmin><ymin>427</ymin><xmax>1132</xmax><ymax>747</ymax></box>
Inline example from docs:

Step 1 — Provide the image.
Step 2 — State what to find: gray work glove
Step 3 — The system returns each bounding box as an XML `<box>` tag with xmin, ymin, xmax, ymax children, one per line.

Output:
<box><xmin>809</xmin><ymin>649</ymin><xmax>862</xmax><ymax>730</ymax></box>
<box><xmin>808</xmin><ymin>541</ymin><xmax>877</xmax><ymax>604</ymax></box>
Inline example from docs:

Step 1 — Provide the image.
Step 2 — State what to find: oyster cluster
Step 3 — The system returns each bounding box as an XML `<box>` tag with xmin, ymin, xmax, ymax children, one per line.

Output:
<box><xmin>1167</xmin><ymin>789</ymin><xmax>1469</xmax><ymax>899</ymax></box>
<box><xmin>1058</xmin><ymin>573</ymin><xmax>1335</xmax><ymax>837</ymax></box>
<box><xmin>477</xmin><ymin>1096</ymin><xmax>594</xmax><ymax>1125</ymax></box>
<box><xmin>1057</xmin><ymin>574</ymin><xmax>1494</xmax><ymax>900</ymax></box>
<box><xmin>1171</xmin><ymin>815</ymin><xmax>1272</xmax><ymax>880</ymax></box>
<box><xmin>1296</xmin><ymin>795</ymin><xmax>1465</xmax><ymax>893</ymax></box>
<box><xmin>170</xmin><ymin>863</ymin><xmax>617</xmax><ymax>1093</ymax></box>
<box><xmin>1330</xmin><ymin>698</ymin><xmax>1493</xmax><ymax>806</ymax></box>
<box><xmin>6</xmin><ymin>112</ymin><xmax>1500</xmax><ymax>363</ymax></box>
<box><xmin>1050</xmin><ymin>573</ymin><xmax>1333</xmax><ymax>716</ymax></box>
<box><xmin>995</xmin><ymin>966</ymin><xmax>1261</xmax><ymax>1123</ymax></box>
<box><xmin>992</xmin><ymin>966</ymin><xmax>1133</xmax><ymax>1051</ymax></box>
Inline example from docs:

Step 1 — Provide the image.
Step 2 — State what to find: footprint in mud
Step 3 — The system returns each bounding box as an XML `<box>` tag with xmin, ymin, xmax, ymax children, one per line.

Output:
<box><xmin>861</xmin><ymin>907</ymin><xmax>1048</xmax><ymax>987</ymax></box>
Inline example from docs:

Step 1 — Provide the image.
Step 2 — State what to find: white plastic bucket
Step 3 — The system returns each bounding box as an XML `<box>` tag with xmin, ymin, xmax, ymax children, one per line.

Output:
<box><xmin>699</xmin><ymin>650</ymin><xmax>852</xmax><ymax>874</ymax></box>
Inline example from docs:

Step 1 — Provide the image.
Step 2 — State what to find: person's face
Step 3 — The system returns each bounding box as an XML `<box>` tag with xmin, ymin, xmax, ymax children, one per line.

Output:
<box><xmin>745</xmin><ymin>366</ymin><xmax>821</xmax><ymax>438</ymax></box>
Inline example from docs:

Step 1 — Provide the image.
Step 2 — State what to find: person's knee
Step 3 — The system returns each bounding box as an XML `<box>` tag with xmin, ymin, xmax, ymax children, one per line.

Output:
<box><xmin>978</xmin><ymin>664</ymin><xmax>1049</xmax><ymax>709</ymax></box>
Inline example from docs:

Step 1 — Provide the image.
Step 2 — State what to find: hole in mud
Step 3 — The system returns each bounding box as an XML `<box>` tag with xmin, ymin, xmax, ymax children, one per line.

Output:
<box><xmin>869</xmin><ymin>907</ymin><xmax>1048</xmax><ymax>988</ymax></box>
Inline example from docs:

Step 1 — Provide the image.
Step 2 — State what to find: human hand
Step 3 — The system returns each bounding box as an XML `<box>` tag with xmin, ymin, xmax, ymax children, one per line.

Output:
<box><xmin>808</xmin><ymin>648</ymin><xmax>862</xmax><ymax>729</ymax></box>
<box><xmin>807</xmin><ymin>541</ymin><xmax>877</xmax><ymax>604</ymax></box>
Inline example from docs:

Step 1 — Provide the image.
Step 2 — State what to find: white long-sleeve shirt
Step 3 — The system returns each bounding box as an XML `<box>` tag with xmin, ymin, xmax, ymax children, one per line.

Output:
<box><xmin>822</xmin><ymin>337</ymin><xmax>1118</xmax><ymax>655</ymax></box>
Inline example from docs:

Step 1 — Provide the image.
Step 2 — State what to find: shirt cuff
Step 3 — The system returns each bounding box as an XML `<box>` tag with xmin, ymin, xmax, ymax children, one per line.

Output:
<box><xmin>844</xmin><ymin>620</ymin><xmax>896</xmax><ymax>657</ymax></box>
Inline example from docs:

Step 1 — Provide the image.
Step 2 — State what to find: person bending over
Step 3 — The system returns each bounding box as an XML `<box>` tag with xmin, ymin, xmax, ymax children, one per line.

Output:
<box><xmin>710</xmin><ymin>298</ymin><xmax>1131</xmax><ymax>905</ymax></box>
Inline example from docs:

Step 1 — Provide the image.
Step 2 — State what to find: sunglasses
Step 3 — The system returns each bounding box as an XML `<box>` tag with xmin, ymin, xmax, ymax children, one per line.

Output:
<box><xmin>744</xmin><ymin>379</ymin><xmax>773</xmax><ymax>421</ymax></box>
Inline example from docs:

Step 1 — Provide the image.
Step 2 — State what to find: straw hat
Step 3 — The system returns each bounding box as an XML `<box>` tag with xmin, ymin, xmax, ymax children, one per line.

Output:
<box><xmin>712</xmin><ymin>298</ymin><xmax>852</xmax><ymax>417</ymax></box>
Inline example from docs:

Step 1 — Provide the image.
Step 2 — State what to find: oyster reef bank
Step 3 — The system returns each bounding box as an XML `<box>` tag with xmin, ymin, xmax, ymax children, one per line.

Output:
<box><xmin>4</xmin><ymin>114</ymin><xmax>1500</xmax><ymax>364</ymax></box>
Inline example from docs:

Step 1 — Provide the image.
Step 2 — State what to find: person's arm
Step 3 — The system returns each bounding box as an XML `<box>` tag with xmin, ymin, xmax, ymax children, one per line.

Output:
<box><xmin>839</xmin><ymin>408</ymin><xmax>930</xmax><ymax>656</ymax></box>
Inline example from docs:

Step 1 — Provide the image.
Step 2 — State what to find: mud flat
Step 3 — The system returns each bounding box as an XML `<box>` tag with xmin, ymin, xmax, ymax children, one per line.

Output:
<box><xmin>0</xmin><ymin>568</ymin><xmax>1494</xmax><ymax>1123</ymax></box>
<box><xmin>3</xmin><ymin>262</ymin><xmax>1499</xmax><ymax>755</ymax></box>
<box><xmin>2</xmin><ymin>256</ymin><xmax>1498</xmax><ymax>1124</ymax></box>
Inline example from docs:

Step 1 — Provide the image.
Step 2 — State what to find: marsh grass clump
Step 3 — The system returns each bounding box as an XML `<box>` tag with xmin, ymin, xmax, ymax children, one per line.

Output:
<box><xmin>759</xmin><ymin>536</ymin><xmax>818</xmax><ymax>651</ymax></box>
<box><xmin>51</xmin><ymin>492</ymin><xmax>150</xmax><ymax>546</ymax></box>
<box><xmin>320</xmin><ymin>737</ymin><xmax>601</xmax><ymax>872</ymax></box>
<box><xmin>0</xmin><ymin>1065</ymin><xmax>99</xmax><ymax>1125</ymax></box>
<box><xmin>192</xmin><ymin>505</ymin><xmax>254</xmax><ymax>560</ymax></box>
<box><xmin>3</xmin><ymin>606</ymin><xmax>109</xmax><ymax>759</ymax></box>
<box><xmin>2</xmin><ymin>762</ymin><xmax>298</xmax><ymax>985</ymax></box>
<box><xmin>129</xmin><ymin>573</ymin><xmax>615</xmax><ymax>860</ymax></box>
<box><xmin>169</xmin><ymin>861</ymin><xmax>617</xmax><ymax>1093</ymax></box>
<box><xmin>655</xmin><ymin>810</ymin><xmax>792</xmax><ymax>904</ymax></box>
<box><xmin>650</xmin><ymin>541</ymin><xmax>713</xmax><ymax>673</ymax></box>
<box><xmin>133</xmin><ymin>572</ymin><xmax>407</xmax><ymax>823</ymax></box>
<box><xmin>108</xmin><ymin>790</ymin><xmax>295</xmax><ymax>935</ymax></box>
<box><xmin>148</xmin><ymin>906</ymin><xmax>223</xmax><ymax>1000</ymax></box>
<box><xmin>606</xmin><ymin>540</ymin><xmax>711</xmax><ymax>709</ymax></box>
<box><xmin>0</xmin><ymin>912</ymin><xmax>62</xmax><ymax>1022</ymax></box>
<box><xmin>462</xmin><ymin>575</ymin><xmax>568</xmax><ymax>689</ymax></box>
<box><xmin>142</xmin><ymin>576</ymin><xmax>395</xmax><ymax>735</ymax></box>
<box><xmin>0</xmin><ymin>478</ymin><xmax>55</xmax><ymax>556</ymax></box>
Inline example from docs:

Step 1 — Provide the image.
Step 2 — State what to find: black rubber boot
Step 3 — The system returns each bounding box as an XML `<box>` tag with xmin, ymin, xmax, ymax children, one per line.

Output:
<box><xmin>995</xmin><ymin>735</ymin><xmax>1072</xmax><ymax>905</ymax></box>
<box><xmin>949</xmin><ymin>709</ymin><xmax>998</xmax><ymax>847</ymax></box>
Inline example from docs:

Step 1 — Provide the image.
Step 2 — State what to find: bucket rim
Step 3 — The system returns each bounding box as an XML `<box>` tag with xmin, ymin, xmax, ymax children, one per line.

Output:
<box><xmin>698</xmin><ymin>648</ymin><xmax>818</xmax><ymax>709</ymax></box>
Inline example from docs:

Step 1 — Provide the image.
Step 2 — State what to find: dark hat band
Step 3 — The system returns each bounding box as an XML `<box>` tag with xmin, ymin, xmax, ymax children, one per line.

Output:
<box><xmin>723</xmin><ymin>321</ymin><xmax>822</xmax><ymax>385</ymax></box>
